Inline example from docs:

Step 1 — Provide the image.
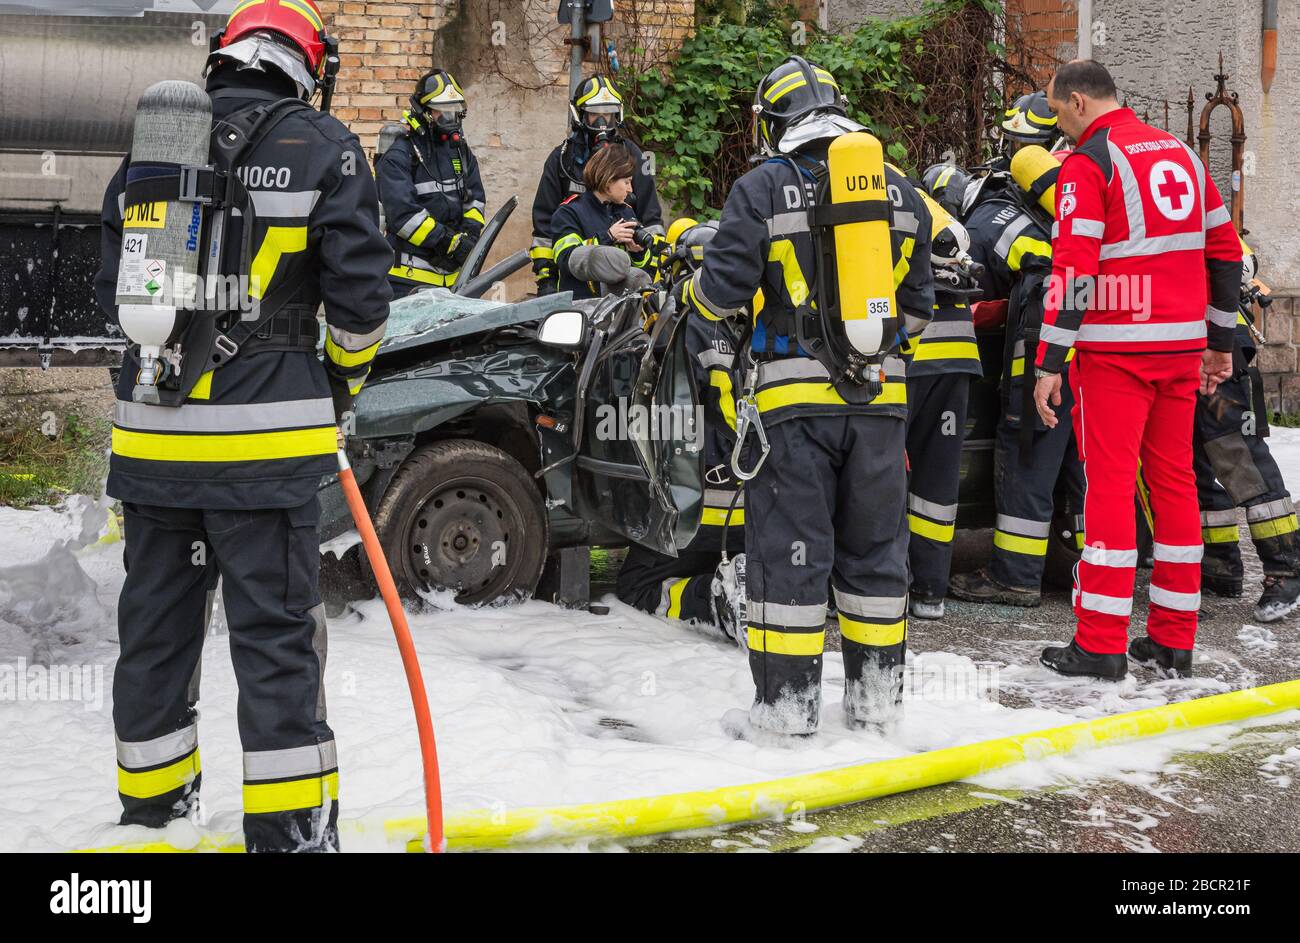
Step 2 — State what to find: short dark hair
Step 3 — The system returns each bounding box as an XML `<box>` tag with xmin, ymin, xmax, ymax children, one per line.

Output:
<box><xmin>584</xmin><ymin>144</ymin><xmax>636</xmax><ymax>194</ymax></box>
<box><xmin>1051</xmin><ymin>59</ymin><xmax>1118</xmax><ymax>103</ymax></box>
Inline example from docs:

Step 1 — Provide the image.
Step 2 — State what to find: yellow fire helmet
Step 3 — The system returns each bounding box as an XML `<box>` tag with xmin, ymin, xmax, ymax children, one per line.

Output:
<box><xmin>1010</xmin><ymin>144</ymin><xmax>1062</xmax><ymax>219</ymax></box>
<box><xmin>667</xmin><ymin>217</ymin><xmax>699</xmax><ymax>246</ymax></box>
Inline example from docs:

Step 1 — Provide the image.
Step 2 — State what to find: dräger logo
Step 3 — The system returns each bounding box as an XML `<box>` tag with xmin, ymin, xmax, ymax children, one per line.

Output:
<box><xmin>49</xmin><ymin>873</ymin><xmax>151</xmax><ymax>924</ymax></box>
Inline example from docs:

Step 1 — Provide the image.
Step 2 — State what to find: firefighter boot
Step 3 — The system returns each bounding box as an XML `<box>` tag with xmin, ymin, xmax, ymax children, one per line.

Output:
<box><xmin>948</xmin><ymin>567</ymin><xmax>1041</xmax><ymax>607</ymax></box>
<box><xmin>1128</xmin><ymin>636</ymin><xmax>1193</xmax><ymax>678</ymax></box>
<box><xmin>1040</xmin><ymin>639</ymin><xmax>1128</xmax><ymax>680</ymax></box>
<box><xmin>710</xmin><ymin>553</ymin><xmax>748</xmax><ymax>649</ymax></box>
<box><xmin>1255</xmin><ymin>575</ymin><xmax>1300</xmax><ymax>624</ymax></box>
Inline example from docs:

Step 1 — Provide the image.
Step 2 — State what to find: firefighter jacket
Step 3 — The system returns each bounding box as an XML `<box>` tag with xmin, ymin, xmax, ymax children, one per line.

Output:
<box><xmin>550</xmin><ymin>190</ymin><xmax>657</xmax><ymax>299</ymax></box>
<box><xmin>94</xmin><ymin>72</ymin><xmax>393</xmax><ymax>511</ymax></box>
<box><xmin>375</xmin><ymin>112</ymin><xmax>486</xmax><ymax>288</ymax></box>
<box><xmin>963</xmin><ymin>196</ymin><xmax>1055</xmax><ymax>383</ymax></box>
<box><xmin>685</xmin><ymin>150</ymin><xmax>934</xmax><ymax>425</ymax></box>
<box><xmin>531</xmin><ymin>134</ymin><xmax>663</xmax><ymax>291</ymax></box>
<box><xmin>1036</xmin><ymin>107</ymin><xmax>1242</xmax><ymax>372</ymax></box>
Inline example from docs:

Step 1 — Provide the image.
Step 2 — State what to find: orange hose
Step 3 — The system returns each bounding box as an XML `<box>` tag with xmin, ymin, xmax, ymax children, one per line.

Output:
<box><xmin>337</xmin><ymin>450</ymin><xmax>445</xmax><ymax>852</ymax></box>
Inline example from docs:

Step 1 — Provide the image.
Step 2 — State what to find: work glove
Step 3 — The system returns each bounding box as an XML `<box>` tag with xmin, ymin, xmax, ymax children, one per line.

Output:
<box><xmin>328</xmin><ymin>375</ymin><xmax>354</xmax><ymax>430</ymax></box>
<box><xmin>448</xmin><ymin>232</ymin><xmax>477</xmax><ymax>267</ymax></box>
<box><xmin>536</xmin><ymin>278</ymin><xmax>556</xmax><ymax>297</ymax></box>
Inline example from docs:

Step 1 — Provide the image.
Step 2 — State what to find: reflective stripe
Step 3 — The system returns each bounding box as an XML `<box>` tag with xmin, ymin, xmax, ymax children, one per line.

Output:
<box><xmin>1207</xmin><ymin>305</ymin><xmax>1237</xmax><ymax>328</ymax></box>
<box><xmin>1201</xmin><ymin>508</ymin><xmax>1238</xmax><ymax>527</ymax></box>
<box><xmin>115</xmin><ymin>398</ymin><xmax>335</xmax><ymax>434</ymax></box>
<box><xmin>464</xmin><ymin>207</ymin><xmax>486</xmax><ymax>225</ymax></box>
<box><xmin>1108</xmin><ymin>139</ymin><xmax>1148</xmax><ymax>243</ymax></box>
<box><xmin>1202</xmin><ymin>525</ymin><xmax>1239</xmax><ymax>544</ymax></box>
<box><xmin>116</xmin><ymin>724</ymin><xmax>198</xmax><ymax>770</ymax></box>
<box><xmin>994</xmin><ymin>214</ymin><xmax>1032</xmax><ymax>260</ymax></box>
<box><xmin>348</xmin><ymin>372</ymin><xmax>368</xmax><ymax>396</ymax></box>
<box><xmin>243</xmin><ymin>741</ymin><xmax>338</xmax><ymax>782</ymax></box>
<box><xmin>833</xmin><ymin>590</ymin><xmax>906</xmax><ymax>621</ymax></box>
<box><xmin>696</xmin><ymin>349</ymin><xmax>735</xmax><ymax>370</ymax></box>
<box><xmin>1099</xmin><ymin>231</ymin><xmax>1206</xmax><ymax>260</ymax></box>
<box><xmin>414</xmin><ymin>180</ymin><xmax>460</xmax><ymax>195</ymax></box>
<box><xmin>908</xmin><ymin>492</ymin><xmax>956</xmax><ymax>523</ymax></box>
<box><xmin>838</xmin><ymin>615</ymin><xmax>906</xmax><ymax>647</ymax></box>
<box><xmin>994</xmin><ymin>530</ymin><xmax>1048</xmax><ymax>556</ymax></box>
<box><xmin>328</xmin><ymin>322</ymin><xmax>386</xmax><ymax>352</ymax></box>
<box><xmin>243</xmin><ymin>772</ymin><xmax>339</xmax><ymax>815</ymax></box>
<box><xmin>1153</xmin><ymin>542</ymin><xmax>1203</xmax><ymax>564</ymax></box>
<box><xmin>913</xmin><ymin>341</ymin><xmax>979</xmax><ymax>363</ymax></box>
<box><xmin>1206</xmin><ymin>205</ymin><xmax>1231</xmax><ymax>228</ymax></box>
<box><xmin>1149</xmin><ymin>584</ymin><xmax>1200</xmax><ymax>612</ymax></box>
<box><xmin>710</xmin><ymin>368</ymin><xmax>737</xmax><ymax>431</ymax></box>
<box><xmin>704</xmin><ymin>488</ymin><xmax>742</xmax><ymax>508</ymax></box>
<box><xmin>1078</xmin><ymin>591</ymin><xmax>1133</xmax><ymax>616</ymax></box>
<box><xmin>1069</xmin><ymin>217</ymin><xmax>1105</xmax><ymax>239</ymax></box>
<box><xmin>919</xmin><ymin>320</ymin><xmax>975</xmax><ymax>340</ymax></box>
<box><xmin>531</xmin><ymin>236</ymin><xmax>553</xmax><ymax>249</ymax></box>
<box><xmin>660</xmin><ymin>577</ymin><xmax>690</xmax><ymax>619</ymax></box>
<box><xmin>1246</xmin><ymin>497</ymin><xmax>1295</xmax><ymax>522</ymax></box>
<box><xmin>1250</xmin><ymin>515</ymin><xmax>1299</xmax><ymax>540</ymax></box>
<box><xmin>995</xmin><ymin>514</ymin><xmax>1050</xmax><ymax>538</ymax></box>
<box><xmin>118</xmin><ymin>750</ymin><xmax>200</xmax><ymax>800</ymax></box>
<box><xmin>397</xmin><ymin>209</ymin><xmax>432</xmax><ymax>240</ymax></box>
<box><xmin>909</xmin><ymin>514</ymin><xmax>954</xmax><ymax>543</ymax></box>
<box><xmin>1082</xmin><ymin>545</ymin><xmax>1138</xmax><ymax>567</ymax></box>
<box><xmin>249</xmin><ymin>226</ymin><xmax>307</xmax><ymax>300</ymax></box>
<box><xmin>752</xmin><ymin>599</ymin><xmax>827</xmax><ymax>629</ymax></box>
<box><xmin>689</xmin><ymin>271</ymin><xmax>740</xmax><ymax>320</ymax></box>
<box><xmin>325</xmin><ymin>333</ymin><xmax>380</xmax><ymax>368</ymax></box>
<box><xmin>389</xmin><ymin>264</ymin><xmax>456</xmax><ymax>286</ymax></box>
<box><xmin>1076</xmin><ymin>320</ymin><xmax>1206</xmax><ymax>344</ymax></box>
<box><xmin>746</xmin><ymin>626</ymin><xmax>825</xmax><ymax>656</ymax></box>
<box><xmin>408</xmin><ymin>216</ymin><xmax>438</xmax><ymax>247</ymax></box>
<box><xmin>249</xmin><ymin>188</ymin><xmax>320</xmax><ymax>217</ymax></box>
<box><xmin>1006</xmin><ymin>235</ymin><xmax>1054</xmax><ymax>272</ymax></box>
<box><xmin>892</xmin><ymin>211</ymin><xmax>919</xmax><ymax>235</ymax></box>
<box><xmin>112</xmin><ymin>426</ymin><xmax>337</xmax><ymax>462</ymax></box>
<box><xmin>766</xmin><ymin>212</ymin><xmax>809</xmax><ymax>237</ymax></box>
<box><xmin>1040</xmin><ymin>323</ymin><xmax>1077</xmax><ymax>346</ymax></box>
<box><xmin>189</xmin><ymin>370</ymin><xmax>213</xmax><ymax>400</ymax></box>
<box><xmin>700</xmin><ymin>506</ymin><xmax>744</xmax><ymax>527</ymax></box>
<box><xmin>755</xmin><ymin>380</ymin><xmax>906</xmax><ymax>412</ymax></box>
<box><xmin>904</xmin><ymin>313</ymin><xmax>929</xmax><ymax>337</ymax></box>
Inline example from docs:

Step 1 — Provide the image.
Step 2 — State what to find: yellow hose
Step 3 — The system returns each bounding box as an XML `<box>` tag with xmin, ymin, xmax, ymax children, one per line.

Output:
<box><xmin>76</xmin><ymin>678</ymin><xmax>1300</xmax><ymax>853</ymax></box>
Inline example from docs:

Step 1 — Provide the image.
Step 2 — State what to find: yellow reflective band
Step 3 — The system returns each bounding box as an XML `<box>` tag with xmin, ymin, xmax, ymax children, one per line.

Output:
<box><xmin>1012</xmin><ymin>346</ymin><xmax>1073</xmax><ymax>376</ymax></box>
<box><xmin>839</xmin><ymin>615</ymin><xmax>907</xmax><ymax>647</ymax></box>
<box><xmin>389</xmin><ymin>265</ymin><xmax>456</xmax><ymax>286</ymax></box>
<box><xmin>249</xmin><ymin>226</ymin><xmax>308</xmax><ymax>300</ymax></box>
<box><xmin>1027</xmin><ymin>110</ymin><xmax>1057</xmax><ymax>127</ymax></box>
<box><xmin>701</xmin><ymin>506</ymin><xmax>744</xmax><ymax>527</ymax></box>
<box><xmin>893</xmin><ymin>237</ymin><xmax>914</xmax><ymax>288</ymax></box>
<box><xmin>1250</xmin><ymin>515</ymin><xmax>1299</xmax><ymax>540</ymax></box>
<box><xmin>1202</xmin><ymin>525</ymin><xmax>1240</xmax><ymax>544</ymax></box>
<box><xmin>936</xmin><ymin>166</ymin><xmax>956</xmax><ymax>188</ymax></box>
<box><xmin>408</xmin><ymin>216</ymin><xmax>438</xmax><ymax>247</ymax></box>
<box><xmin>279</xmin><ymin>0</ymin><xmax>325</xmax><ymax>32</ymax></box>
<box><xmin>1075</xmin><ymin>531</ymin><xmax>1086</xmax><ymax>549</ymax></box>
<box><xmin>688</xmin><ymin>278</ymin><xmax>722</xmax><ymax>321</ymax></box>
<box><xmin>710</xmin><ymin>368</ymin><xmax>737</xmax><ymax>430</ymax></box>
<box><xmin>229</xmin><ymin>0</ymin><xmax>264</xmax><ymax>25</ymax></box>
<box><xmin>665</xmin><ymin>578</ymin><xmax>689</xmax><ymax>619</ymax></box>
<box><xmin>914</xmin><ymin>340</ymin><xmax>980</xmax><ymax>362</ymax></box>
<box><xmin>112</xmin><ymin>425</ymin><xmax>337</xmax><ymax>463</ymax></box>
<box><xmin>746</xmin><ymin>626</ymin><xmax>825</xmax><ymax>656</ymax></box>
<box><xmin>189</xmin><ymin>370</ymin><xmax>214</xmax><ymax>401</ymax></box>
<box><xmin>553</xmin><ymin>232</ymin><xmax>584</xmax><ymax>256</ymax></box>
<box><xmin>908</xmin><ymin>513</ymin><xmax>954</xmax><ymax>543</ymax></box>
<box><xmin>529</xmin><ymin>245</ymin><xmax>554</xmax><ymax>261</ymax></box>
<box><xmin>348</xmin><ymin>374</ymin><xmax>367</xmax><ymax>396</ymax></box>
<box><xmin>755</xmin><ymin>380</ymin><xmax>905</xmax><ymax>413</ymax></box>
<box><xmin>994</xmin><ymin>530</ymin><xmax>1048</xmax><ymax>556</ymax></box>
<box><xmin>243</xmin><ymin>772</ymin><xmax>339</xmax><ymax>816</ymax></box>
<box><xmin>1006</xmin><ymin>235</ymin><xmax>1053</xmax><ymax>273</ymax></box>
<box><xmin>463</xmin><ymin>207</ymin><xmax>485</xmax><ymax>226</ymax></box>
<box><xmin>118</xmin><ymin>750</ymin><xmax>200</xmax><ymax>800</ymax></box>
<box><xmin>767</xmin><ymin>239</ymin><xmax>810</xmax><ymax>307</ymax></box>
<box><xmin>325</xmin><ymin>334</ymin><xmax>380</xmax><ymax>369</ymax></box>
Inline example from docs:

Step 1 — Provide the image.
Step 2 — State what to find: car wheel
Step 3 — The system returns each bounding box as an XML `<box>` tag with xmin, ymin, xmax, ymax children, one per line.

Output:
<box><xmin>370</xmin><ymin>439</ymin><xmax>547</xmax><ymax>605</ymax></box>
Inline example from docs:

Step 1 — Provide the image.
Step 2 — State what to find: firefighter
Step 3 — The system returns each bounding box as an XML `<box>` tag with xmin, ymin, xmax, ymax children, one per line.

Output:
<box><xmin>531</xmin><ymin>75</ymin><xmax>663</xmax><ymax>295</ymax></box>
<box><xmin>680</xmin><ymin>56</ymin><xmax>934</xmax><ymax>736</ymax></box>
<box><xmin>935</xmin><ymin>157</ymin><xmax>1078</xmax><ymax>607</ymax></box>
<box><xmin>376</xmin><ymin>69</ymin><xmax>485</xmax><ymax>297</ymax></box>
<box><xmin>615</xmin><ymin>220</ymin><xmax>748</xmax><ymax>640</ymax></box>
<box><xmin>1033</xmin><ymin>60</ymin><xmax>1241</xmax><ymax>679</ymax></box>
<box><xmin>93</xmin><ymin>0</ymin><xmax>392</xmax><ymax>851</ymax></box>
<box><xmin>1196</xmin><ymin>240</ymin><xmax>1300</xmax><ymax>621</ymax></box>
<box><xmin>1000</xmin><ymin>90</ymin><xmax>1061</xmax><ymax>153</ymax></box>
<box><xmin>550</xmin><ymin>143</ymin><xmax>659</xmax><ymax>299</ymax></box>
<box><xmin>903</xmin><ymin>192</ymin><xmax>984</xmax><ymax>619</ymax></box>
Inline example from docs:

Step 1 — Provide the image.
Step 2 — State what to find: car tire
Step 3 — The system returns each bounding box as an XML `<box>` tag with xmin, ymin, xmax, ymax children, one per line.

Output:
<box><xmin>369</xmin><ymin>439</ymin><xmax>548</xmax><ymax>605</ymax></box>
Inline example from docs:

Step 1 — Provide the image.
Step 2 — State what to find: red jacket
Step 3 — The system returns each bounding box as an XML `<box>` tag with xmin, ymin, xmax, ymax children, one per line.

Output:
<box><xmin>1036</xmin><ymin>108</ymin><xmax>1241</xmax><ymax>371</ymax></box>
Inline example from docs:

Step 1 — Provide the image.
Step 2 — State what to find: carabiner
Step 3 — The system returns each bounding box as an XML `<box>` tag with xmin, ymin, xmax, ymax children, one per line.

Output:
<box><xmin>731</xmin><ymin>395</ymin><xmax>770</xmax><ymax>482</ymax></box>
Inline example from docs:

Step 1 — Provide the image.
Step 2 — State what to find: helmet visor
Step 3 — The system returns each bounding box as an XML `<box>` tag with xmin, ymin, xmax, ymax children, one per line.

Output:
<box><xmin>211</xmin><ymin>33</ymin><xmax>317</xmax><ymax>97</ymax></box>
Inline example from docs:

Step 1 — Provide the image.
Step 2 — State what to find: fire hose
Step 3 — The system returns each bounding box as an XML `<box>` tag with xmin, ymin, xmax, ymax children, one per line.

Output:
<box><xmin>336</xmin><ymin>443</ymin><xmax>445</xmax><ymax>852</ymax></box>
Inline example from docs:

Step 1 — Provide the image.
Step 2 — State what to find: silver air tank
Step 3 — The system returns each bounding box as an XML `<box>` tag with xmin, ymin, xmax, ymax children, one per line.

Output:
<box><xmin>114</xmin><ymin>80</ymin><xmax>211</xmax><ymax>402</ymax></box>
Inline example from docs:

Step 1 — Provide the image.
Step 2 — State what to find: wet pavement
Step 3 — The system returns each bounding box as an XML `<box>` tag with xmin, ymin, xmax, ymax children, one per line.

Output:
<box><xmin>598</xmin><ymin>524</ymin><xmax>1300</xmax><ymax>852</ymax></box>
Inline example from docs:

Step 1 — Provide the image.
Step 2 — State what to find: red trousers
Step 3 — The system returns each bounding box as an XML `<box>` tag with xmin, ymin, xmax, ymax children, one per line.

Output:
<box><xmin>1070</xmin><ymin>351</ymin><xmax>1203</xmax><ymax>653</ymax></box>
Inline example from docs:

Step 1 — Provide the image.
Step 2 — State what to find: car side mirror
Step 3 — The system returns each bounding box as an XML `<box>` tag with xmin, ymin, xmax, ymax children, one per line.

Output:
<box><xmin>537</xmin><ymin>309</ymin><xmax>588</xmax><ymax>349</ymax></box>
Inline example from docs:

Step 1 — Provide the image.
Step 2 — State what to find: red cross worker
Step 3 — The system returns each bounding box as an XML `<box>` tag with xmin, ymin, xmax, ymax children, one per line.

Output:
<box><xmin>1031</xmin><ymin>61</ymin><xmax>1242</xmax><ymax>680</ymax></box>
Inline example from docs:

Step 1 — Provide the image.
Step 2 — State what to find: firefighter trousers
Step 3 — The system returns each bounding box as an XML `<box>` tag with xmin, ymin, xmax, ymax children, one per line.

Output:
<box><xmin>905</xmin><ymin>372</ymin><xmax>969</xmax><ymax>599</ymax></box>
<box><xmin>616</xmin><ymin>520</ymin><xmax>744</xmax><ymax>629</ymax></box>
<box><xmin>743</xmin><ymin>413</ymin><xmax>909</xmax><ymax>734</ymax></box>
<box><xmin>990</xmin><ymin>371</ymin><xmax>1079</xmax><ymax>591</ymax></box>
<box><xmin>1194</xmin><ymin>368</ymin><xmax>1300</xmax><ymax>582</ymax></box>
<box><xmin>113</xmin><ymin>499</ymin><xmax>338</xmax><ymax>853</ymax></box>
<box><xmin>1070</xmin><ymin>351</ymin><xmax>1202</xmax><ymax>654</ymax></box>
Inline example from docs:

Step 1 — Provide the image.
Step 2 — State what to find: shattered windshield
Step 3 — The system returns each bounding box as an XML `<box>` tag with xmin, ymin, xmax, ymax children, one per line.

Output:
<box><xmin>384</xmin><ymin>288</ymin><xmax>509</xmax><ymax>339</ymax></box>
<box><xmin>373</xmin><ymin>288</ymin><xmax>587</xmax><ymax>354</ymax></box>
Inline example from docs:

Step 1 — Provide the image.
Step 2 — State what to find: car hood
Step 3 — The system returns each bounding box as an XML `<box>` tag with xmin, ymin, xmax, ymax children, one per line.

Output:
<box><xmin>375</xmin><ymin>288</ymin><xmax>592</xmax><ymax>357</ymax></box>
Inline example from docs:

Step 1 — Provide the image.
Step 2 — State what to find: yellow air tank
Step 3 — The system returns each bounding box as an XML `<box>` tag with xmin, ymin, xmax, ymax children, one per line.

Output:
<box><xmin>826</xmin><ymin>132</ymin><xmax>896</xmax><ymax>356</ymax></box>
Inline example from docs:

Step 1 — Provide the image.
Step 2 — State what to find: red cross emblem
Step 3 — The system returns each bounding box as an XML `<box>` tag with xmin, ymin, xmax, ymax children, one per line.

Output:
<box><xmin>1149</xmin><ymin>159</ymin><xmax>1195</xmax><ymax>221</ymax></box>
